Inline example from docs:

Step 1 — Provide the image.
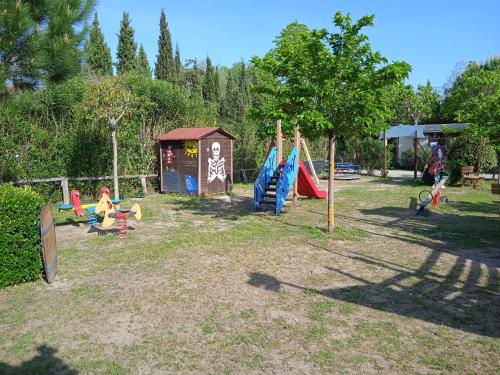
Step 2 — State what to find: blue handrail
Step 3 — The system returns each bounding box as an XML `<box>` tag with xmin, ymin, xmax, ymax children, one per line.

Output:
<box><xmin>254</xmin><ymin>147</ymin><xmax>277</xmax><ymax>210</ymax></box>
<box><xmin>275</xmin><ymin>147</ymin><xmax>299</xmax><ymax>214</ymax></box>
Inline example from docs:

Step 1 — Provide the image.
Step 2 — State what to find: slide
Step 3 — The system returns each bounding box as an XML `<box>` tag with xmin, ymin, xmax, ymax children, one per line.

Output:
<box><xmin>298</xmin><ymin>160</ymin><xmax>327</xmax><ymax>199</ymax></box>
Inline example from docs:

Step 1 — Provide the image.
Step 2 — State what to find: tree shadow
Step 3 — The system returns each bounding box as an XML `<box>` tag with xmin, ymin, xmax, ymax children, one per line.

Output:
<box><xmin>165</xmin><ymin>194</ymin><xmax>255</xmax><ymax>221</ymax></box>
<box><xmin>0</xmin><ymin>345</ymin><xmax>78</xmax><ymax>374</ymax></box>
<box><xmin>248</xmin><ymin>248</ymin><xmax>499</xmax><ymax>338</ymax></box>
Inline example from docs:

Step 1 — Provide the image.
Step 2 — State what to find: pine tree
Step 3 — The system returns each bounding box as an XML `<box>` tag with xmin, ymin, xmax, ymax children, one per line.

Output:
<box><xmin>154</xmin><ymin>9</ymin><xmax>174</xmax><ymax>81</ymax></box>
<box><xmin>116</xmin><ymin>12</ymin><xmax>137</xmax><ymax>75</ymax></box>
<box><xmin>174</xmin><ymin>43</ymin><xmax>182</xmax><ymax>83</ymax></box>
<box><xmin>42</xmin><ymin>0</ymin><xmax>96</xmax><ymax>84</ymax></box>
<box><xmin>84</xmin><ymin>13</ymin><xmax>113</xmax><ymax>77</ymax></box>
<box><xmin>0</xmin><ymin>0</ymin><xmax>45</xmax><ymax>92</ymax></box>
<box><xmin>137</xmin><ymin>44</ymin><xmax>151</xmax><ymax>78</ymax></box>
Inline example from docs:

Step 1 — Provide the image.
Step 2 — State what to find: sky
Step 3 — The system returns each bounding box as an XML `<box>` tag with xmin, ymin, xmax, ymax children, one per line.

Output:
<box><xmin>96</xmin><ymin>0</ymin><xmax>499</xmax><ymax>90</ymax></box>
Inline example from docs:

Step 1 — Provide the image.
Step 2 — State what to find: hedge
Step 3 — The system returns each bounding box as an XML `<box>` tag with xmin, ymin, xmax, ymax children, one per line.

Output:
<box><xmin>0</xmin><ymin>184</ymin><xmax>44</xmax><ymax>288</ymax></box>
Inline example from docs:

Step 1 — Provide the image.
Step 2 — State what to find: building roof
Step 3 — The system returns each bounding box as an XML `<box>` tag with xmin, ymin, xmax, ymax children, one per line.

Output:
<box><xmin>379</xmin><ymin>123</ymin><xmax>469</xmax><ymax>139</ymax></box>
<box><xmin>156</xmin><ymin>127</ymin><xmax>236</xmax><ymax>141</ymax></box>
<box><xmin>422</xmin><ymin>123</ymin><xmax>468</xmax><ymax>133</ymax></box>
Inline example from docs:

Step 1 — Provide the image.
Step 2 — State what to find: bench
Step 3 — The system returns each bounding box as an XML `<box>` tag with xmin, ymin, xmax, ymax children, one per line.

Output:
<box><xmin>461</xmin><ymin>166</ymin><xmax>484</xmax><ymax>189</ymax></box>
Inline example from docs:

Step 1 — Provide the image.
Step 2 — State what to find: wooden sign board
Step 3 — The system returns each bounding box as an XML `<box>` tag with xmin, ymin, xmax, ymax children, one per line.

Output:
<box><xmin>40</xmin><ymin>204</ymin><xmax>57</xmax><ymax>284</ymax></box>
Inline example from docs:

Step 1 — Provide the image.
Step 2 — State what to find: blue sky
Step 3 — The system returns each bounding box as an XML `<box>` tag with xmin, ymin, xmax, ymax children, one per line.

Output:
<box><xmin>96</xmin><ymin>0</ymin><xmax>499</xmax><ymax>90</ymax></box>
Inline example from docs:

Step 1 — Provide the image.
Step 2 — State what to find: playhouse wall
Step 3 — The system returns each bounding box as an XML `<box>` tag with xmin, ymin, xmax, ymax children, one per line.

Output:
<box><xmin>199</xmin><ymin>132</ymin><xmax>233</xmax><ymax>194</ymax></box>
<box><xmin>160</xmin><ymin>140</ymin><xmax>199</xmax><ymax>194</ymax></box>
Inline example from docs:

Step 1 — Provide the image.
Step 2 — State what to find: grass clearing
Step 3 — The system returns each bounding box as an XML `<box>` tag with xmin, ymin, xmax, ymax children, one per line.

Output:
<box><xmin>0</xmin><ymin>177</ymin><xmax>499</xmax><ymax>374</ymax></box>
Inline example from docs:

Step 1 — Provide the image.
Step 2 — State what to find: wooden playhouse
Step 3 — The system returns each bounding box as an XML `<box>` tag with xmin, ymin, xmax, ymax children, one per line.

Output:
<box><xmin>156</xmin><ymin>127</ymin><xmax>235</xmax><ymax>195</ymax></box>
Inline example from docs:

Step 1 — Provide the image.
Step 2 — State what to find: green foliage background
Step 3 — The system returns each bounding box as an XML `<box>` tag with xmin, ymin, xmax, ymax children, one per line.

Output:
<box><xmin>447</xmin><ymin>135</ymin><xmax>498</xmax><ymax>184</ymax></box>
<box><xmin>0</xmin><ymin>184</ymin><xmax>44</xmax><ymax>288</ymax></box>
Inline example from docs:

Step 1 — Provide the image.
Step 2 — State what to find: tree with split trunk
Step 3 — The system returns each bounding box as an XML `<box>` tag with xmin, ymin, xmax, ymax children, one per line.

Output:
<box><xmin>253</xmin><ymin>12</ymin><xmax>410</xmax><ymax>233</ymax></box>
<box><xmin>81</xmin><ymin>78</ymin><xmax>132</xmax><ymax>200</ymax></box>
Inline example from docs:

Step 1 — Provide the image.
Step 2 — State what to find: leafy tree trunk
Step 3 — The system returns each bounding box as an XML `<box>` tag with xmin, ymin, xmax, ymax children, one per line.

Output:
<box><xmin>110</xmin><ymin>121</ymin><xmax>119</xmax><ymax>200</ymax></box>
<box><xmin>328</xmin><ymin>131</ymin><xmax>336</xmax><ymax>233</ymax></box>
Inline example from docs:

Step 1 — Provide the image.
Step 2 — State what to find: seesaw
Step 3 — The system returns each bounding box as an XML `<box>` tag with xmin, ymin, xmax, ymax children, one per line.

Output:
<box><xmin>417</xmin><ymin>176</ymin><xmax>448</xmax><ymax>215</ymax></box>
<box><xmin>94</xmin><ymin>193</ymin><xmax>141</xmax><ymax>238</ymax></box>
<box><xmin>58</xmin><ymin>187</ymin><xmax>121</xmax><ymax>226</ymax></box>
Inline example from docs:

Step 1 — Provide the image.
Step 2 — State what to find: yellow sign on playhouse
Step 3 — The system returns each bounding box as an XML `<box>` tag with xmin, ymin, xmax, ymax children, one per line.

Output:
<box><xmin>184</xmin><ymin>140</ymin><xmax>198</xmax><ymax>158</ymax></box>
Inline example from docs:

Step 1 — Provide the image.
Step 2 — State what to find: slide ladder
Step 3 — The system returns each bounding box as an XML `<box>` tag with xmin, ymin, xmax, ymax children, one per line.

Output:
<box><xmin>254</xmin><ymin>147</ymin><xmax>299</xmax><ymax>214</ymax></box>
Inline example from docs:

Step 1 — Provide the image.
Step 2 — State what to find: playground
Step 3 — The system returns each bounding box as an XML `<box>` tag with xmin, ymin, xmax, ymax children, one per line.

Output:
<box><xmin>1</xmin><ymin>177</ymin><xmax>498</xmax><ymax>374</ymax></box>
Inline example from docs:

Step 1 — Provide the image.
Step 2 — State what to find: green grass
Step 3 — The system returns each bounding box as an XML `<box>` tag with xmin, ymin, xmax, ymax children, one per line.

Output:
<box><xmin>1</xmin><ymin>178</ymin><xmax>498</xmax><ymax>374</ymax></box>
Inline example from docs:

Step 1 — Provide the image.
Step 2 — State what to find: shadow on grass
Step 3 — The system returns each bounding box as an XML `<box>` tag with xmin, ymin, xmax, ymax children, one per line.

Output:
<box><xmin>249</xmin><ymin>250</ymin><xmax>499</xmax><ymax>338</ymax></box>
<box><xmin>166</xmin><ymin>194</ymin><xmax>254</xmax><ymax>221</ymax></box>
<box><xmin>248</xmin><ymin>200</ymin><xmax>500</xmax><ymax>337</ymax></box>
<box><xmin>0</xmin><ymin>345</ymin><xmax>78</xmax><ymax>374</ymax></box>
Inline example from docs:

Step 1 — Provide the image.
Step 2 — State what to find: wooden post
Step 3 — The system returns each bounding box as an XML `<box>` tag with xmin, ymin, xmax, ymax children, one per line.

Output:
<box><xmin>140</xmin><ymin>176</ymin><xmax>148</xmax><ymax>195</ymax></box>
<box><xmin>61</xmin><ymin>177</ymin><xmax>69</xmax><ymax>204</ymax></box>
<box><xmin>413</xmin><ymin>130</ymin><xmax>418</xmax><ymax>180</ymax></box>
<box><xmin>475</xmin><ymin>138</ymin><xmax>484</xmax><ymax>174</ymax></box>
<box><xmin>301</xmin><ymin>138</ymin><xmax>320</xmax><ymax>185</ymax></box>
<box><xmin>276</xmin><ymin>119</ymin><xmax>282</xmax><ymax>168</ymax></box>
<box><xmin>293</xmin><ymin>126</ymin><xmax>300</xmax><ymax>207</ymax></box>
<box><xmin>383</xmin><ymin>131</ymin><xmax>388</xmax><ymax>178</ymax></box>
<box><xmin>328</xmin><ymin>132</ymin><xmax>336</xmax><ymax>233</ymax></box>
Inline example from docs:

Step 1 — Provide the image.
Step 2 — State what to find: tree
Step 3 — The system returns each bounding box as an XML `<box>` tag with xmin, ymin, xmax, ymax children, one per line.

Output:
<box><xmin>388</xmin><ymin>81</ymin><xmax>440</xmax><ymax>125</ymax></box>
<box><xmin>0</xmin><ymin>0</ymin><xmax>46</xmax><ymax>93</ymax></box>
<box><xmin>203</xmin><ymin>56</ymin><xmax>219</xmax><ymax>103</ymax></box>
<box><xmin>82</xmin><ymin>78</ymin><xmax>132</xmax><ymax>200</ymax></box>
<box><xmin>174</xmin><ymin>43</ymin><xmax>182</xmax><ymax>83</ymax></box>
<box><xmin>42</xmin><ymin>0</ymin><xmax>96</xmax><ymax>84</ymax></box>
<box><xmin>443</xmin><ymin>57</ymin><xmax>500</xmax><ymax>178</ymax></box>
<box><xmin>154</xmin><ymin>9</ymin><xmax>174</xmax><ymax>82</ymax></box>
<box><xmin>137</xmin><ymin>44</ymin><xmax>151</xmax><ymax>78</ymax></box>
<box><xmin>253</xmin><ymin>12</ymin><xmax>410</xmax><ymax>232</ymax></box>
<box><xmin>116</xmin><ymin>12</ymin><xmax>137</xmax><ymax>75</ymax></box>
<box><xmin>84</xmin><ymin>13</ymin><xmax>113</xmax><ymax>77</ymax></box>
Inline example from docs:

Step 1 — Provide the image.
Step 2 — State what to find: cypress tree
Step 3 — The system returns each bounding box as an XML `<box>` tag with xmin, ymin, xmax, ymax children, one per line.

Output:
<box><xmin>137</xmin><ymin>44</ymin><xmax>151</xmax><ymax>78</ymax></box>
<box><xmin>203</xmin><ymin>56</ymin><xmax>219</xmax><ymax>102</ymax></box>
<box><xmin>84</xmin><ymin>13</ymin><xmax>113</xmax><ymax>77</ymax></box>
<box><xmin>116</xmin><ymin>12</ymin><xmax>137</xmax><ymax>75</ymax></box>
<box><xmin>42</xmin><ymin>0</ymin><xmax>96</xmax><ymax>84</ymax></box>
<box><xmin>174</xmin><ymin>43</ymin><xmax>182</xmax><ymax>83</ymax></box>
<box><xmin>154</xmin><ymin>9</ymin><xmax>174</xmax><ymax>81</ymax></box>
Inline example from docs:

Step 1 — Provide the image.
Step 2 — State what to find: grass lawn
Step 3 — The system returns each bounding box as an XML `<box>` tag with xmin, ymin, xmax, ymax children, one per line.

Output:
<box><xmin>0</xmin><ymin>177</ymin><xmax>499</xmax><ymax>374</ymax></box>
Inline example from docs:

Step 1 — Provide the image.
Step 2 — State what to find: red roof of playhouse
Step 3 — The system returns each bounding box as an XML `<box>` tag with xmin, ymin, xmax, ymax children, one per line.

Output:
<box><xmin>156</xmin><ymin>127</ymin><xmax>235</xmax><ymax>141</ymax></box>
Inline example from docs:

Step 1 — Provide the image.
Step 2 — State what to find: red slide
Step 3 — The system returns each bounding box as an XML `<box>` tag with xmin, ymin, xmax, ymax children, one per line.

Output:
<box><xmin>297</xmin><ymin>160</ymin><xmax>327</xmax><ymax>199</ymax></box>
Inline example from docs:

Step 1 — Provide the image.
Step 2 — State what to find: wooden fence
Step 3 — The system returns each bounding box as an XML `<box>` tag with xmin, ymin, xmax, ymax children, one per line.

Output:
<box><xmin>10</xmin><ymin>169</ymin><xmax>259</xmax><ymax>203</ymax></box>
<box><xmin>12</xmin><ymin>174</ymin><xmax>157</xmax><ymax>204</ymax></box>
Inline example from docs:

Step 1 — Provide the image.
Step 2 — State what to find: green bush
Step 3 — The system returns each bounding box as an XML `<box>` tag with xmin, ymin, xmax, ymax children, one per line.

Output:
<box><xmin>0</xmin><ymin>184</ymin><xmax>45</xmax><ymax>288</ymax></box>
<box><xmin>400</xmin><ymin>147</ymin><xmax>432</xmax><ymax>171</ymax></box>
<box><xmin>448</xmin><ymin>135</ymin><xmax>498</xmax><ymax>184</ymax></box>
<box><xmin>359</xmin><ymin>138</ymin><xmax>394</xmax><ymax>174</ymax></box>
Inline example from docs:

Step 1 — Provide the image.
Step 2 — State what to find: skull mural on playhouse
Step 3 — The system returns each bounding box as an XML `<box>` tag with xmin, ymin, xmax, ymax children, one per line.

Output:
<box><xmin>208</xmin><ymin>141</ymin><xmax>226</xmax><ymax>183</ymax></box>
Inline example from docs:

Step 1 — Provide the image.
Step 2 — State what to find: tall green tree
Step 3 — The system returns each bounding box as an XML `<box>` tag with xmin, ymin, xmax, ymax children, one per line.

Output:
<box><xmin>203</xmin><ymin>56</ymin><xmax>219</xmax><ymax>102</ymax></box>
<box><xmin>0</xmin><ymin>0</ymin><xmax>46</xmax><ymax>93</ymax></box>
<box><xmin>137</xmin><ymin>44</ymin><xmax>151</xmax><ymax>78</ymax></box>
<box><xmin>253</xmin><ymin>12</ymin><xmax>410</xmax><ymax>232</ymax></box>
<box><xmin>42</xmin><ymin>0</ymin><xmax>96</xmax><ymax>84</ymax></box>
<box><xmin>84</xmin><ymin>13</ymin><xmax>113</xmax><ymax>77</ymax></box>
<box><xmin>388</xmin><ymin>81</ymin><xmax>440</xmax><ymax>125</ymax></box>
<box><xmin>116</xmin><ymin>12</ymin><xmax>137</xmax><ymax>75</ymax></box>
<box><xmin>154</xmin><ymin>9</ymin><xmax>174</xmax><ymax>81</ymax></box>
<box><xmin>174</xmin><ymin>43</ymin><xmax>182</xmax><ymax>82</ymax></box>
<box><xmin>443</xmin><ymin>57</ymin><xmax>500</xmax><ymax>178</ymax></box>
